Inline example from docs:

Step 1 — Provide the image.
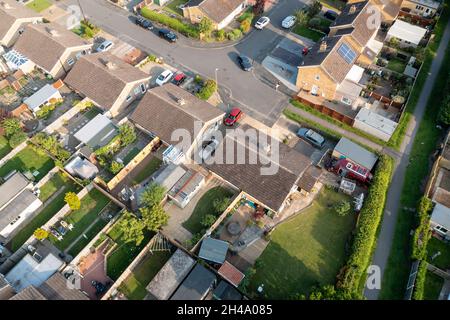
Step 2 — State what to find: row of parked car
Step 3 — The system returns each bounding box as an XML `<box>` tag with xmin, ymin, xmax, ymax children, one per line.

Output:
<box><xmin>134</xmin><ymin>16</ymin><xmax>178</xmax><ymax>42</ymax></box>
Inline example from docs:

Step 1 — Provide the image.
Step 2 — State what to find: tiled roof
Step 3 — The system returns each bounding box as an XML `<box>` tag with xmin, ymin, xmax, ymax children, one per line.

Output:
<box><xmin>199</xmin><ymin>0</ymin><xmax>245</xmax><ymax>24</ymax></box>
<box><xmin>0</xmin><ymin>0</ymin><xmax>41</xmax><ymax>41</ymax></box>
<box><xmin>218</xmin><ymin>261</ymin><xmax>245</xmax><ymax>287</ymax></box>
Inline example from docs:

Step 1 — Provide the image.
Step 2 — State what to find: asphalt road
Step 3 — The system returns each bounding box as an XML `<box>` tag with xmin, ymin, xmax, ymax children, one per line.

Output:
<box><xmin>59</xmin><ymin>0</ymin><xmax>309</xmax><ymax>126</ymax></box>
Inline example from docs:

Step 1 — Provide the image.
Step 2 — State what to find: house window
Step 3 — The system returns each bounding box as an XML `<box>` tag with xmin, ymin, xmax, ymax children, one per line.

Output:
<box><xmin>315</xmin><ymin>74</ymin><xmax>320</xmax><ymax>81</ymax></box>
<box><xmin>435</xmin><ymin>225</ymin><xmax>448</xmax><ymax>234</ymax></box>
<box><xmin>341</xmin><ymin>97</ymin><xmax>352</xmax><ymax>105</ymax></box>
<box><xmin>140</xmin><ymin>83</ymin><xmax>146</xmax><ymax>93</ymax></box>
<box><xmin>126</xmin><ymin>95</ymin><xmax>132</xmax><ymax>102</ymax></box>
<box><xmin>68</xmin><ymin>58</ymin><xmax>75</xmax><ymax>66</ymax></box>
<box><xmin>425</xmin><ymin>8</ymin><xmax>430</xmax><ymax>13</ymax></box>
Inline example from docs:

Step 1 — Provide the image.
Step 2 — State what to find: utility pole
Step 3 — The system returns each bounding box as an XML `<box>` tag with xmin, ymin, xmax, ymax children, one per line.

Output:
<box><xmin>215</xmin><ymin>68</ymin><xmax>219</xmax><ymax>94</ymax></box>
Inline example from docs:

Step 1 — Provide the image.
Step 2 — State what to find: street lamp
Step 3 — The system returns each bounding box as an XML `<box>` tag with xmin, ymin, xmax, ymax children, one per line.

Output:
<box><xmin>77</xmin><ymin>0</ymin><xmax>87</xmax><ymax>22</ymax></box>
<box><xmin>214</xmin><ymin>68</ymin><xmax>219</xmax><ymax>94</ymax></box>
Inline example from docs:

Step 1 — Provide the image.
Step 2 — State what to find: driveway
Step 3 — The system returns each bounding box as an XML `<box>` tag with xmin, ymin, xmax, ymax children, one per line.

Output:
<box><xmin>56</xmin><ymin>0</ymin><xmax>309</xmax><ymax>126</ymax></box>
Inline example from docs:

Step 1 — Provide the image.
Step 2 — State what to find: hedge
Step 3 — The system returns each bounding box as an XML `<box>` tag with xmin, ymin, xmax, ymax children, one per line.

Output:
<box><xmin>140</xmin><ymin>7</ymin><xmax>199</xmax><ymax>38</ymax></box>
<box><xmin>411</xmin><ymin>197</ymin><xmax>433</xmax><ymax>260</ymax></box>
<box><xmin>412</xmin><ymin>260</ymin><xmax>428</xmax><ymax>300</ymax></box>
<box><xmin>336</xmin><ymin>154</ymin><xmax>394</xmax><ymax>297</ymax></box>
<box><xmin>196</xmin><ymin>79</ymin><xmax>217</xmax><ymax>100</ymax></box>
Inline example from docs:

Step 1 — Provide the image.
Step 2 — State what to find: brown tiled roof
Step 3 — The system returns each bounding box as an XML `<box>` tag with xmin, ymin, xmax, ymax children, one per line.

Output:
<box><xmin>9</xmin><ymin>286</ymin><xmax>47</xmax><ymax>300</ymax></box>
<box><xmin>0</xmin><ymin>0</ymin><xmax>41</xmax><ymax>41</ymax></box>
<box><xmin>297</xmin><ymin>166</ymin><xmax>322</xmax><ymax>192</ymax></box>
<box><xmin>351</xmin><ymin>5</ymin><xmax>378</xmax><ymax>47</ymax></box>
<box><xmin>37</xmin><ymin>273</ymin><xmax>89</xmax><ymax>300</ymax></box>
<box><xmin>218</xmin><ymin>261</ymin><xmax>245</xmax><ymax>287</ymax></box>
<box><xmin>64</xmin><ymin>52</ymin><xmax>150</xmax><ymax>110</ymax></box>
<box><xmin>205</xmin><ymin>125</ymin><xmax>312</xmax><ymax>211</ymax></box>
<box><xmin>198</xmin><ymin>0</ymin><xmax>245</xmax><ymax>23</ymax></box>
<box><xmin>13</xmin><ymin>22</ymin><xmax>90</xmax><ymax>72</ymax></box>
<box><xmin>373</xmin><ymin>0</ymin><xmax>402</xmax><ymax>19</ymax></box>
<box><xmin>129</xmin><ymin>83</ymin><xmax>224</xmax><ymax>144</ymax></box>
<box><xmin>322</xmin><ymin>38</ymin><xmax>358</xmax><ymax>83</ymax></box>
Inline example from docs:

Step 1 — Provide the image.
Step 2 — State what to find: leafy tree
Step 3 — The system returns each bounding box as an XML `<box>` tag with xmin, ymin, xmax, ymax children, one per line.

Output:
<box><xmin>196</xmin><ymin>79</ymin><xmax>217</xmax><ymax>100</ymax></box>
<box><xmin>334</xmin><ymin>200</ymin><xmax>351</xmax><ymax>216</ymax></box>
<box><xmin>34</xmin><ymin>228</ymin><xmax>49</xmax><ymax>241</ymax></box>
<box><xmin>140</xmin><ymin>204</ymin><xmax>169</xmax><ymax>232</ymax></box>
<box><xmin>213</xmin><ymin>197</ymin><xmax>231</xmax><ymax>213</ymax></box>
<box><xmin>9</xmin><ymin>131</ymin><xmax>26</xmax><ymax>148</ymax></box>
<box><xmin>438</xmin><ymin>96</ymin><xmax>450</xmax><ymax>125</ymax></box>
<box><xmin>1</xmin><ymin>118</ymin><xmax>21</xmax><ymax>137</ymax></box>
<box><xmin>216</xmin><ymin>29</ymin><xmax>225</xmax><ymax>41</ymax></box>
<box><xmin>389</xmin><ymin>37</ymin><xmax>400</xmax><ymax>49</ymax></box>
<box><xmin>119</xmin><ymin>124</ymin><xmax>136</xmax><ymax>147</ymax></box>
<box><xmin>117</xmin><ymin>211</ymin><xmax>145</xmax><ymax>246</ymax></box>
<box><xmin>65</xmin><ymin>192</ymin><xmax>81</xmax><ymax>211</ymax></box>
<box><xmin>297</xmin><ymin>285</ymin><xmax>352</xmax><ymax>300</ymax></box>
<box><xmin>240</xmin><ymin>19</ymin><xmax>251</xmax><ymax>33</ymax></box>
<box><xmin>110</xmin><ymin>160</ymin><xmax>124</xmax><ymax>174</ymax></box>
<box><xmin>200</xmin><ymin>214</ymin><xmax>217</xmax><ymax>228</ymax></box>
<box><xmin>294</xmin><ymin>9</ymin><xmax>309</xmax><ymax>27</ymax></box>
<box><xmin>307</xmin><ymin>1</ymin><xmax>322</xmax><ymax>18</ymax></box>
<box><xmin>140</xmin><ymin>182</ymin><xmax>166</xmax><ymax>208</ymax></box>
<box><xmin>198</xmin><ymin>17</ymin><xmax>214</xmax><ymax>37</ymax></box>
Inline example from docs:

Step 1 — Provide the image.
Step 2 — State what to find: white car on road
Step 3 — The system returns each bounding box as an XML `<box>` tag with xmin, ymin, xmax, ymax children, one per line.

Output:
<box><xmin>96</xmin><ymin>40</ymin><xmax>114</xmax><ymax>52</ymax></box>
<box><xmin>254</xmin><ymin>16</ymin><xmax>270</xmax><ymax>30</ymax></box>
<box><xmin>155</xmin><ymin>69</ymin><xmax>174</xmax><ymax>86</ymax></box>
<box><xmin>281</xmin><ymin>16</ymin><xmax>296</xmax><ymax>29</ymax></box>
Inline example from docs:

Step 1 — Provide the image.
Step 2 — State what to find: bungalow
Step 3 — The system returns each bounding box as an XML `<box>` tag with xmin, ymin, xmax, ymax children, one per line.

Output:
<box><xmin>129</xmin><ymin>83</ymin><xmax>225</xmax><ymax>162</ymax></box>
<box><xmin>0</xmin><ymin>0</ymin><xmax>42</xmax><ymax>48</ymax></box>
<box><xmin>64</xmin><ymin>52</ymin><xmax>151</xmax><ymax>117</ymax></box>
<box><xmin>182</xmin><ymin>0</ymin><xmax>247</xmax><ymax>30</ymax></box>
<box><xmin>401</xmin><ymin>0</ymin><xmax>441</xmax><ymax>18</ymax></box>
<box><xmin>386</xmin><ymin>20</ymin><xmax>427</xmax><ymax>47</ymax></box>
<box><xmin>22</xmin><ymin>83</ymin><xmax>62</xmax><ymax>116</ymax></box>
<box><xmin>11</xmin><ymin>22</ymin><xmax>92</xmax><ymax>79</ymax></box>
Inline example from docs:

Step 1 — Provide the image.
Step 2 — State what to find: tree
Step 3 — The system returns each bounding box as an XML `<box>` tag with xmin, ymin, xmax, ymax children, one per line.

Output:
<box><xmin>116</xmin><ymin>211</ymin><xmax>145</xmax><ymax>246</ymax></box>
<box><xmin>213</xmin><ymin>197</ymin><xmax>231</xmax><ymax>213</ymax></box>
<box><xmin>389</xmin><ymin>37</ymin><xmax>400</xmax><ymax>49</ymax></box>
<box><xmin>334</xmin><ymin>200</ymin><xmax>351</xmax><ymax>216</ymax></box>
<box><xmin>438</xmin><ymin>96</ymin><xmax>450</xmax><ymax>125</ymax></box>
<box><xmin>140</xmin><ymin>183</ymin><xmax>166</xmax><ymax>209</ymax></box>
<box><xmin>240</xmin><ymin>18</ymin><xmax>251</xmax><ymax>33</ymax></box>
<box><xmin>294</xmin><ymin>9</ymin><xmax>309</xmax><ymax>27</ymax></box>
<box><xmin>307</xmin><ymin>0</ymin><xmax>322</xmax><ymax>18</ymax></box>
<box><xmin>8</xmin><ymin>131</ymin><xmax>26</xmax><ymax>148</ymax></box>
<box><xmin>200</xmin><ymin>214</ymin><xmax>216</xmax><ymax>228</ymax></box>
<box><xmin>1</xmin><ymin>118</ymin><xmax>21</xmax><ymax>137</ymax></box>
<box><xmin>198</xmin><ymin>17</ymin><xmax>213</xmax><ymax>37</ymax></box>
<box><xmin>110</xmin><ymin>160</ymin><xmax>124</xmax><ymax>174</ymax></box>
<box><xmin>34</xmin><ymin>228</ymin><xmax>49</xmax><ymax>241</ymax></box>
<box><xmin>253</xmin><ymin>0</ymin><xmax>268</xmax><ymax>15</ymax></box>
<box><xmin>65</xmin><ymin>192</ymin><xmax>81</xmax><ymax>211</ymax></box>
<box><xmin>140</xmin><ymin>204</ymin><xmax>169</xmax><ymax>232</ymax></box>
<box><xmin>119</xmin><ymin>124</ymin><xmax>136</xmax><ymax>147</ymax></box>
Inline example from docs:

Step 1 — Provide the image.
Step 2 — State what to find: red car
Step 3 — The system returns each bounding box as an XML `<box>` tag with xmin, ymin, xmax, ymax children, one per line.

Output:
<box><xmin>172</xmin><ymin>73</ymin><xmax>187</xmax><ymax>86</ymax></box>
<box><xmin>224</xmin><ymin>108</ymin><xmax>243</xmax><ymax>126</ymax></box>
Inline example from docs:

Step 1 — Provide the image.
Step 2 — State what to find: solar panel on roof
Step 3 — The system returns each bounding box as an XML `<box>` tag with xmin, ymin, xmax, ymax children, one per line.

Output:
<box><xmin>337</xmin><ymin>43</ymin><xmax>356</xmax><ymax>64</ymax></box>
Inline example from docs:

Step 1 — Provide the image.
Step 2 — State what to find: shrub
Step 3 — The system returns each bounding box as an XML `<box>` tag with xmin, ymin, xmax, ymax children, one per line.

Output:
<box><xmin>196</xmin><ymin>79</ymin><xmax>217</xmax><ymax>100</ymax></box>
<box><xmin>148</xmin><ymin>54</ymin><xmax>157</xmax><ymax>62</ymax></box>
<box><xmin>412</xmin><ymin>260</ymin><xmax>428</xmax><ymax>300</ymax></box>
<box><xmin>334</xmin><ymin>200</ymin><xmax>351</xmax><ymax>216</ymax></box>
<box><xmin>308</xmin><ymin>17</ymin><xmax>321</xmax><ymax>29</ymax></box>
<box><xmin>200</xmin><ymin>214</ymin><xmax>216</xmax><ymax>228</ymax></box>
<box><xmin>216</xmin><ymin>29</ymin><xmax>225</xmax><ymax>41</ymax></box>
<box><xmin>9</xmin><ymin>131</ymin><xmax>26</xmax><ymax>148</ymax></box>
<box><xmin>240</xmin><ymin>19</ymin><xmax>251</xmax><ymax>33</ymax></box>
<box><xmin>110</xmin><ymin>161</ymin><xmax>124</xmax><ymax>174</ymax></box>
<box><xmin>1</xmin><ymin>118</ymin><xmax>21</xmax><ymax>137</ymax></box>
<box><xmin>438</xmin><ymin>96</ymin><xmax>450</xmax><ymax>125</ymax></box>
<box><xmin>213</xmin><ymin>197</ymin><xmax>231</xmax><ymax>213</ymax></box>
<box><xmin>65</xmin><ymin>192</ymin><xmax>81</xmax><ymax>211</ymax></box>
<box><xmin>140</xmin><ymin>7</ymin><xmax>199</xmax><ymax>38</ymax></box>
<box><xmin>226</xmin><ymin>31</ymin><xmax>236</xmax><ymax>41</ymax></box>
<box><xmin>232</xmin><ymin>28</ymin><xmax>242</xmax><ymax>39</ymax></box>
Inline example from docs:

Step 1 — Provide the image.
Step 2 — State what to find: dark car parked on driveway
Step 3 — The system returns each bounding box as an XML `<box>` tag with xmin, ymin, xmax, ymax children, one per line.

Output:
<box><xmin>324</xmin><ymin>10</ymin><xmax>338</xmax><ymax>21</ymax></box>
<box><xmin>237</xmin><ymin>55</ymin><xmax>253</xmax><ymax>71</ymax></box>
<box><xmin>135</xmin><ymin>16</ymin><xmax>154</xmax><ymax>30</ymax></box>
<box><xmin>159</xmin><ymin>28</ymin><xmax>177</xmax><ymax>42</ymax></box>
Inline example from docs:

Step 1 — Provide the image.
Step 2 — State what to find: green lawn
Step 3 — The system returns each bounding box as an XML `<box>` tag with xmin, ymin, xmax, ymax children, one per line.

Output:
<box><xmin>164</xmin><ymin>0</ymin><xmax>189</xmax><ymax>16</ymax></box>
<box><xmin>387</xmin><ymin>58</ymin><xmax>407</xmax><ymax>74</ymax></box>
<box><xmin>0</xmin><ymin>146</ymin><xmax>54</xmax><ymax>181</ymax></box>
<box><xmin>26</xmin><ymin>0</ymin><xmax>52</xmax><ymax>12</ymax></box>
<box><xmin>0</xmin><ymin>136</ymin><xmax>12</xmax><ymax>160</ymax></box>
<box><xmin>423</xmin><ymin>271</ymin><xmax>444</xmax><ymax>300</ymax></box>
<box><xmin>292</xmin><ymin>25</ymin><xmax>324</xmax><ymax>42</ymax></box>
<box><xmin>39</xmin><ymin>173</ymin><xmax>69</xmax><ymax>202</ymax></box>
<box><xmin>8</xmin><ymin>180</ymin><xmax>80</xmax><ymax>252</ymax></box>
<box><xmin>118</xmin><ymin>251</ymin><xmax>172</xmax><ymax>300</ymax></box>
<box><xmin>427</xmin><ymin>237</ymin><xmax>450</xmax><ymax>270</ymax></box>
<box><xmin>123</xmin><ymin>147</ymin><xmax>140</xmax><ymax>165</ymax></box>
<box><xmin>380</xmin><ymin>7</ymin><xmax>450</xmax><ymax>298</ymax></box>
<box><xmin>319</xmin><ymin>0</ymin><xmax>345</xmax><ymax>11</ymax></box>
<box><xmin>182</xmin><ymin>186</ymin><xmax>233</xmax><ymax>234</ymax></box>
<box><xmin>67</xmin><ymin>217</ymin><xmax>109</xmax><ymax>257</ymax></box>
<box><xmin>132</xmin><ymin>157</ymin><xmax>162</xmax><ymax>184</ymax></box>
<box><xmin>50</xmin><ymin>189</ymin><xmax>110</xmax><ymax>251</ymax></box>
<box><xmin>247</xmin><ymin>188</ymin><xmax>356</xmax><ymax>298</ymax></box>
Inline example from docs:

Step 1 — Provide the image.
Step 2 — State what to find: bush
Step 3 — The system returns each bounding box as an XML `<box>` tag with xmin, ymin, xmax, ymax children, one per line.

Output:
<box><xmin>213</xmin><ymin>197</ymin><xmax>231</xmax><ymax>213</ymax></box>
<box><xmin>140</xmin><ymin>7</ymin><xmax>199</xmax><ymax>38</ymax></box>
<box><xmin>240</xmin><ymin>19</ymin><xmax>251</xmax><ymax>33</ymax></box>
<box><xmin>334</xmin><ymin>200</ymin><xmax>351</xmax><ymax>216</ymax></box>
<box><xmin>110</xmin><ymin>161</ymin><xmax>124</xmax><ymax>174</ymax></box>
<box><xmin>216</xmin><ymin>29</ymin><xmax>225</xmax><ymax>41</ymax></box>
<box><xmin>411</xmin><ymin>197</ymin><xmax>433</xmax><ymax>260</ymax></box>
<box><xmin>148</xmin><ymin>54</ymin><xmax>157</xmax><ymax>62</ymax></box>
<box><xmin>336</xmin><ymin>155</ymin><xmax>394</xmax><ymax>297</ymax></box>
<box><xmin>308</xmin><ymin>17</ymin><xmax>321</xmax><ymax>29</ymax></box>
<box><xmin>412</xmin><ymin>260</ymin><xmax>428</xmax><ymax>300</ymax></box>
<box><xmin>226</xmin><ymin>31</ymin><xmax>236</xmax><ymax>41</ymax></box>
<box><xmin>65</xmin><ymin>192</ymin><xmax>81</xmax><ymax>211</ymax></box>
<box><xmin>200</xmin><ymin>214</ymin><xmax>216</xmax><ymax>228</ymax></box>
<box><xmin>232</xmin><ymin>28</ymin><xmax>242</xmax><ymax>39</ymax></box>
<box><xmin>9</xmin><ymin>131</ymin><xmax>26</xmax><ymax>148</ymax></box>
<box><xmin>196</xmin><ymin>79</ymin><xmax>217</xmax><ymax>100</ymax></box>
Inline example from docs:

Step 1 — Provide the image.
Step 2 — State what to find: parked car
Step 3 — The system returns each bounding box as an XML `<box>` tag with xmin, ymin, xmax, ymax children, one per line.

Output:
<box><xmin>324</xmin><ymin>10</ymin><xmax>338</xmax><ymax>21</ymax></box>
<box><xmin>254</xmin><ymin>16</ymin><xmax>270</xmax><ymax>30</ymax></box>
<box><xmin>135</xmin><ymin>16</ymin><xmax>154</xmax><ymax>30</ymax></box>
<box><xmin>296</xmin><ymin>128</ymin><xmax>325</xmax><ymax>148</ymax></box>
<box><xmin>224</xmin><ymin>108</ymin><xmax>243</xmax><ymax>126</ymax></box>
<box><xmin>96</xmin><ymin>40</ymin><xmax>114</xmax><ymax>52</ymax></box>
<box><xmin>237</xmin><ymin>55</ymin><xmax>252</xmax><ymax>71</ymax></box>
<box><xmin>155</xmin><ymin>69</ymin><xmax>174</xmax><ymax>86</ymax></box>
<box><xmin>172</xmin><ymin>72</ymin><xmax>187</xmax><ymax>86</ymax></box>
<box><xmin>158</xmin><ymin>28</ymin><xmax>177</xmax><ymax>42</ymax></box>
<box><xmin>198</xmin><ymin>138</ymin><xmax>220</xmax><ymax>160</ymax></box>
<box><xmin>281</xmin><ymin>15</ymin><xmax>296</xmax><ymax>29</ymax></box>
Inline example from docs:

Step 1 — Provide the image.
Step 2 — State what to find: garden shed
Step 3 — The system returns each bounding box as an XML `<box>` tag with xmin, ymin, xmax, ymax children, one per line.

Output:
<box><xmin>198</xmin><ymin>237</ymin><xmax>229</xmax><ymax>264</ymax></box>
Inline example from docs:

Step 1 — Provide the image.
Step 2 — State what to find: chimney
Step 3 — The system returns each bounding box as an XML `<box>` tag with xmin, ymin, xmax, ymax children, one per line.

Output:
<box><xmin>349</xmin><ymin>5</ymin><xmax>357</xmax><ymax>14</ymax></box>
<box><xmin>105</xmin><ymin>61</ymin><xmax>117</xmax><ymax>70</ymax></box>
<box><xmin>319</xmin><ymin>41</ymin><xmax>327</xmax><ymax>52</ymax></box>
<box><xmin>177</xmin><ymin>98</ymin><xmax>186</xmax><ymax>106</ymax></box>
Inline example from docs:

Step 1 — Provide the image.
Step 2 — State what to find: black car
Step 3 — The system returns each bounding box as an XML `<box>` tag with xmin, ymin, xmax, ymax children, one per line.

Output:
<box><xmin>159</xmin><ymin>28</ymin><xmax>177</xmax><ymax>42</ymax></box>
<box><xmin>237</xmin><ymin>55</ymin><xmax>252</xmax><ymax>71</ymax></box>
<box><xmin>324</xmin><ymin>10</ymin><xmax>338</xmax><ymax>21</ymax></box>
<box><xmin>135</xmin><ymin>16</ymin><xmax>154</xmax><ymax>30</ymax></box>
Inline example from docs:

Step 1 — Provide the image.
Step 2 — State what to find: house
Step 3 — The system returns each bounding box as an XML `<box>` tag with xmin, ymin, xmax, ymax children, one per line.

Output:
<box><xmin>217</xmin><ymin>261</ymin><xmax>245</xmax><ymax>287</ymax></box>
<box><xmin>146</xmin><ymin>249</ymin><xmax>196</xmax><ymax>300</ymax></box>
<box><xmin>0</xmin><ymin>0</ymin><xmax>42</xmax><ymax>48</ymax></box>
<box><xmin>430</xmin><ymin>203</ymin><xmax>450</xmax><ymax>240</ymax></box>
<box><xmin>167</xmin><ymin>170</ymin><xmax>206</xmax><ymax>208</ymax></box>
<box><xmin>198</xmin><ymin>237</ymin><xmax>229</xmax><ymax>265</ymax></box>
<box><xmin>347</xmin><ymin>0</ymin><xmax>402</xmax><ymax>22</ymax></box>
<box><xmin>170</xmin><ymin>264</ymin><xmax>217</xmax><ymax>300</ymax></box>
<box><xmin>213</xmin><ymin>280</ymin><xmax>243</xmax><ymax>300</ymax></box>
<box><xmin>9</xmin><ymin>272</ymin><xmax>89</xmax><ymax>300</ymax></box>
<box><xmin>73</xmin><ymin>114</ymin><xmax>118</xmax><ymax>150</ymax></box>
<box><xmin>353</xmin><ymin>107</ymin><xmax>398</xmax><ymax>141</ymax></box>
<box><xmin>64</xmin><ymin>52</ymin><xmax>151</xmax><ymax>117</ymax></box>
<box><xmin>0</xmin><ymin>274</ymin><xmax>15</xmax><ymax>300</ymax></box>
<box><xmin>182</xmin><ymin>0</ymin><xmax>247</xmax><ymax>30</ymax></box>
<box><xmin>23</xmin><ymin>84</ymin><xmax>62</xmax><ymax>115</ymax></box>
<box><xmin>11</xmin><ymin>22</ymin><xmax>92</xmax><ymax>79</ymax></box>
<box><xmin>129</xmin><ymin>83</ymin><xmax>225</xmax><ymax>161</ymax></box>
<box><xmin>64</xmin><ymin>155</ymin><xmax>99</xmax><ymax>180</ymax></box>
<box><xmin>205</xmin><ymin>124</ymin><xmax>313</xmax><ymax>214</ymax></box>
<box><xmin>332</xmin><ymin>137</ymin><xmax>379</xmax><ymax>172</ymax></box>
<box><xmin>386</xmin><ymin>20</ymin><xmax>427</xmax><ymax>47</ymax></box>
<box><xmin>401</xmin><ymin>0</ymin><xmax>441</xmax><ymax>17</ymax></box>
<box><xmin>5</xmin><ymin>249</ymin><xmax>64</xmax><ymax>292</ymax></box>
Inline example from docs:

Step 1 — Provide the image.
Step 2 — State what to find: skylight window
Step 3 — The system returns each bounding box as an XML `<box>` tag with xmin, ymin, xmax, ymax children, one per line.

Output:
<box><xmin>337</xmin><ymin>43</ymin><xmax>356</xmax><ymax>64</ymax></box>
